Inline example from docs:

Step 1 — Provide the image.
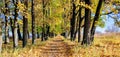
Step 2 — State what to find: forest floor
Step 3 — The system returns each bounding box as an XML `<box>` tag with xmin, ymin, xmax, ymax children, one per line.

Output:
<box><xmin>39</xmin><ymin>35</ymin><xmax>75</xmax><ymax>57</ymax></box>
<box><xmin>0</xmin><ymin>35</ymin><xmax>120</xmax><ymax>57</ymax></box>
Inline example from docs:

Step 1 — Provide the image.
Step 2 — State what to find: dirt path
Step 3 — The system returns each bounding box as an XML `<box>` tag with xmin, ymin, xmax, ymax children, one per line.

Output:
<box><xmin>40</xmin><ymin>36</ymin><xmax>74</xmax><ymax>57</ymax></box>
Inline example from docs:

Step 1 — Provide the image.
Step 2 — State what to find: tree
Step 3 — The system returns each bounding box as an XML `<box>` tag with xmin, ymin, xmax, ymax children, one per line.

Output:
<box><xmin>41</xmin><ymin>0</ymin><xmax>45</xmax><ymax>41</ymax></box>
<box><xmin>90</xmin><ymin>0</ymin><xmax>104</xmax><ymax>43</ymax></box>
<box><xmin>70</xmin><ymin>0</ymin><xmax>76</xmax><ymax>41</ymax></box>
<box><xmin>0</xmin><ymin>20</ymin><xmax>3</xmax><ymax>53</ymax></box>
<box><xmin>81</xmin><ymin>0</ymin><xmax>91</xmax><ymax>45</ymax></box>
<box><xmin>31</xmin><ymin>0</ymin><xmax>36</xmax><ymax>44</ymax></box>
<box><xmin>78</xmin><ymin>0</ymin><xmax>84</xmax><ymax>42</ymax></box>
<box><xmin>23</xmin><ymin>0</ymin><xmax>28</xmax><ymax>47</ymax></box>
<box><xmin>41</xmin><ymin>0</ymin><xmax>50</xmax><ymax>41</ymax></box>
<box><xmin>17</xmin><ymin>24</ymin><xmax>22</xmax><ymax>40</ymax></box>
<box><xmin>4</xmin><ymin>0</ymin><xmax>9</xmax><ymax>44</ymax></box>
<box><xmin>13</xmin><ymin>0</ymin><xmax>19</xmax><ymax>48</ymax></box>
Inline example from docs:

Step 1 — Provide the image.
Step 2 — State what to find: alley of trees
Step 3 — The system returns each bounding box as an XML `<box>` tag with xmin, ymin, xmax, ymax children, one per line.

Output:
<box><xmin>0</xmin><ymin>0</ymin><xmax>120</xmax><ymax>55</ymax></box>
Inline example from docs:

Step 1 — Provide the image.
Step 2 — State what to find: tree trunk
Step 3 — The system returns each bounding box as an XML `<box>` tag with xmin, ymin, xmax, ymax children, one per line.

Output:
<box><xmin>90</xmin><ymin>0</ymin><xmax>104</xmax><ymax>42</ymax></box>
<box><xmin>17</xmin><ymin>24</ymin><xmax>22</xmax><ymax>40</ymax></box>
<box><xmin>45</xmin><ymin>25</ymin><xmax>50</xmax><ymax>40</ymax></box>
<box><xmin>73</xmin><ymin>17</ymin><xmax>79</xmax><ymax>41</ymax></box>
<box><xmin>70</xmin><ymin>0</ymin><xmax>76</xmax><ymax>41</ymax></box>
<box><xmin>4</xmin><ymin>16</ymin><xmax>9</xmax><ymax>44</ymax></box>
<box><xmin>4</xmin><ymin>0</ymin><xmax>9</xmax><ymax>44</ymax></box>
<box><xmin>10</xmin><ymin>17</ymin><xmax>14</xmax><ymax>41</ymax></box>
<box><xmin>13</xmin><ymin>0</ymin><xmax>18</xmax><ymax>48</ymax></box>
<box><xmin>37</xmin><ymin>30</ymin><xmax>40</xmax><ymax>38</ymax></box>
<box><xmin>23</xmin><ymin>0</ymin><xmax>28</xmax><ymax>48</ymax></box>
<box><xmin>27</xmin><ymin>30</ymin><xmax>30</xmax><ymax>39</ymax></box>
<box><xmin>0</xmin><ymin>21</ymin><xmax>2</xmax><ymax>53</ymax></box>
<box><xmin>41</xmin><ymin>0</ymin><xmax>45</xmax><ymax>41</ymax></box>
<box><xmin>81</xmin><ymin>0</ymin><xmax>91</xmax><ymax>45</ymax></box>
<box><xmin>0</xmin><ymin>34</ymin><xmax>2</xmax><ymax>53</ymax></box>
<box><xmin>23</xmin><ymin>16</ymin><xmax>28</xmax><ymax>47</ymax></box>
<box><xmin>41</xmin><ymin>27</ymin><xmax>45</xmax><ymax>41</ymax></box>
<box><xmin>78</xmin><ymin>0</ymin><xmax>83</xmax><ymax>42</ymax></box>
<box><xmin>31</xmin><ymin>0</ymin><xmax>36</xmax><ymax>44</ymax></box>
<box><xmin>13</xmin><ymin>24</ymin><xmax>18</xmax><ymax>48</ymax></box>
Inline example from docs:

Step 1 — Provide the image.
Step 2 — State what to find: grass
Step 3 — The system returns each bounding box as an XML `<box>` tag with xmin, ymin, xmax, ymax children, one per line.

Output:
<box><xmin>0</xmin><ymin>35</ymin><xmax>120</xmax><ymax>57</ymax></box>
<box><xmin>0</xmin><ymin>38</ymin><xmax>49</xmax><ymax>57</ymax></box>
<box><xmin>71</xmin><ymin>36</ymin><xmax>120</xmax><ymax>57</ymax></box>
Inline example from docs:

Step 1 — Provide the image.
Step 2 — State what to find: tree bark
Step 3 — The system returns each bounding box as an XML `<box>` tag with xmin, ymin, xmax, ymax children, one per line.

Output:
<box><xmin>70</xmin><ymin>0</ymin><xmax>76</xmax><ymax>41</ymax></box>
<box><xmin>10</xmin><ymin>17</ymin><xmax>14</xmax><ymax>41</ymax></box>
<box><xmin>0</xmin><ymin>21</ymin><xmax>3</xmax><ymax>53</ymax></box>
<box><xmin>0</xmin><ymin>34</ymin><xmax>2</xmax><ymax>53</ymax></box>
<box><xmin>90</xmin><ymin>0</ymin><xmax>104</xmax><ymax>42</ymax></box>
<box><xmin>37</xmin><ymin>30</ymin><xmax>40</xmax><ymax>38</ymax></box>
<box><xmin>31</xmin><ymin>0</ymin><xmax>36</xmax><ymax>44</ymax></box>
<box><xmin>13</xmin><ymin>0</ymin><xmax>18</xmax><ymax>48</ymax></box>
<box><xmin>4</xmin><ymin>0</ymin><xmax>9</xmax><ymax>44</ymax></box>
<box><xmin>17</xmin><ymin>24</ymin><xmax>22</xmax><ymax>40</ymax></box>
<box><xmin>78</xmin><ymin>0</ymin><xmax>83</xmax><ymax>42</ymax></box>
<box><xmin>23</xmin><ymin>0</ymin><xmax>28</xmax><ymax>48</ymax></box>
<box><xmin>81</xmin><ymin>0</ymin><xmax>91</xmax><ymax>45</ymax></box>
<box><xmin>23</xmin><ymin>16</ymin><xmax>28</xmax><ymax>47</ymax></box>
<box><xmin>78</xmin><ymin>10</ymin><xmax>82</xmax><ymax>42</ymax></box>
<box><xmin>41</xmin><ymin>0</ymin><xmax>46</xmax><ymax>41</ymax></box>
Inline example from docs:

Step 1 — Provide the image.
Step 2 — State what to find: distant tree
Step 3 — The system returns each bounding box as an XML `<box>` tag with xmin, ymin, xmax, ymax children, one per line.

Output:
<box><xmin>0</xmin><ymin>20</ymin><xmax>3</xmax><ymax>53</ymax></box>
<box><xmin>41</xmin><ymin>0</ymin><xmax>45</xmax><ymax>41</ymax></box>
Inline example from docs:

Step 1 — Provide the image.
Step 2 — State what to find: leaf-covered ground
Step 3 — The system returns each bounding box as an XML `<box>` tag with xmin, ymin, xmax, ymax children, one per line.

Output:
<box><xmin>0</xmin><ymin>35</ymin><xmax>120</xmax><ymax>57</ymax></box>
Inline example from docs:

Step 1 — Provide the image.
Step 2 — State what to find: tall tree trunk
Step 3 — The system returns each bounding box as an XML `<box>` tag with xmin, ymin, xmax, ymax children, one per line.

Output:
<box><xmin>31</xmin><ymin>0</ymin><xmax>36</xmax><ymax>44</ymax></box>
<box><xmin>90</xmin><ymin>0</ymin><xmax>104</xmax><ymax>42</ymax></box>
<box><xmin>41</xmin><ymin>0</ymin><xmax>45</xmax><ymax>41</ymax></box>
<box><xmin>4</xmin><ymin>0</ymin><xmax>9</xmax><ymax>44</ymax></box>
<box><xmin>81</xmin><ymin>0</ymin><xmax>91</xmax><ymax>45</ymax></box>
<box><xmin>13</xmin><ymin>0</ymin><xmax>18</xmax><ymax>48</ymax></box>
<box><xmin>23</xmin><ymin>16</ymin><xmax>28</xmax><ymax>47</ymax></box>
<box><xmin>23</xmin><ymin>0</ymin><xmax>28</xmax><ymax>47</ymax></box>
<box><xmin>4</xmin><ymin>13</ymin><xmax>9</xmax><ymax>44</ymax></box>
<box><xmin>70</xmin><ymin>0</ymin><xmax>76</xmax><ymax>41</ymax></box>
<box><xmin>78</xmin><ymin>0</ymin><xmax>83</xmax><ymax>42</ymax></box>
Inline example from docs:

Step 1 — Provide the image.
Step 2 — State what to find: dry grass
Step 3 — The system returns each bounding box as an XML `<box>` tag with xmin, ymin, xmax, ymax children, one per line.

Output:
<box><xmin>0</xmin><ymin>39</ymin><xmax>48</xmax><ymax>57</ymax></box>
<box><xmin>72</xmin><ymin>34</ymin><xmax>120</xmax><ymax>57</ymax></box>
<box><xmin>0</xmin><ymin>34</ymin><xmax>120</xmax><ymax>57</ymax></box>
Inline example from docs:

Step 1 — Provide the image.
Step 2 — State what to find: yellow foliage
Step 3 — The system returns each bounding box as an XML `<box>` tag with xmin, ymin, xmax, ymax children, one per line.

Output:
<box><xmin>17</xmin><ymin>2</ymin><xmax>26</xmax><ymax>14</ymax></box>
<box><xmin>114</xmin><ymin>10</ymin><xmax>119</xmax><ymax>14</ymax></box>
<box><xmin>18</xmin><ymin>20</ymin><xmax>23</xmax><ymax>25</ymax></box>
<box><xmin>79</xmin><ymin>2</ymin><xmax>93</xmax><ymax>12</ymax></box>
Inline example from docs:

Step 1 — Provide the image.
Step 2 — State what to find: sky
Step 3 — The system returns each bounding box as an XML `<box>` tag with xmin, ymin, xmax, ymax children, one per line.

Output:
<box><xmin>96</xmin><ymin>15</ymin><xmax>119</xmax><ymax>33</ymax></box>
